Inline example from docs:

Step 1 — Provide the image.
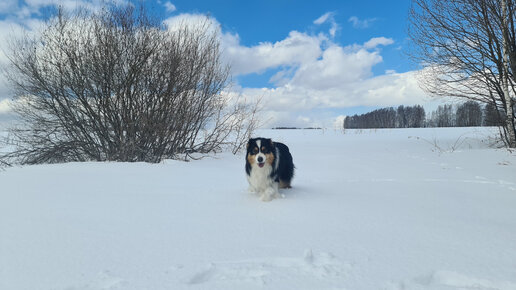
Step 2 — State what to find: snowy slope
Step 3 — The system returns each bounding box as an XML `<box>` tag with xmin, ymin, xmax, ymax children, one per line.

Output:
<box><xmin>1</xmin><ymin>127</ymin><xmax>515</xmax><ymax>290</ymax></box>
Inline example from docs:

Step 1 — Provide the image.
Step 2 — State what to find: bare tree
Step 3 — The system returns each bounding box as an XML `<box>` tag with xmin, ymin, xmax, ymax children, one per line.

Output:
<box><xmin>408</xmin><ymin>0</ymin><xmax>516</xmax><ymax>147</ymax></box>
<box><xmin>501</xmin><ymin>0</ymin><xmax>516</xmax><ymax>146</ymax></box>
<box><xmin>1</xmin><ymin>5</ymin><xmax>257</xmax><ymax>165</ymax></box>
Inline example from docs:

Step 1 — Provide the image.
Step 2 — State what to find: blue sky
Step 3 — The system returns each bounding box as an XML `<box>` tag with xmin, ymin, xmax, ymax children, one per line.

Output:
<box><xmin>0</xmin><ymin>0</ymin><xmax>432</xmax><ymax>128</ymax></box>
<box><xmin>156</xmin><ymin>0</ymin><xmax>413</xmax><ymax>87</ymax></box>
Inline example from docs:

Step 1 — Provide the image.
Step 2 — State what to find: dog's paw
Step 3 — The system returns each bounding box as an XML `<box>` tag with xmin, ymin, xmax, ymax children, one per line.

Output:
<box><xmin>260</xmin><ymin>188</ymin><xmax>279</xmax><ymax>202</ymax></box>
<box><xmin>260</xmin><ymin>194</ymin><xmax>273</xmax><ymax>202</ymax></box>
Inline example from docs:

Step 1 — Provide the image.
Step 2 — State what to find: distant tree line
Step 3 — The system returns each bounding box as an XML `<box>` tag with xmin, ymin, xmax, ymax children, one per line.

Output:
<box><xmin>344</xmin><ymin>101</ymin><xmax>505</xmax><ymax>129</ymax></box>
<box><xmin>272</xmin><ymin>127</ymin><xmax>322</xmax><ymax>130</ymax></box>
<box><xmin>427</xmin><ymin>101</ymin><xmax>505</xmax><ymax>127</ymax></box>
<box><xmin>344</xmin><ymin>105</ymin><xmax>426</xmax><ymax>129</ymax></box>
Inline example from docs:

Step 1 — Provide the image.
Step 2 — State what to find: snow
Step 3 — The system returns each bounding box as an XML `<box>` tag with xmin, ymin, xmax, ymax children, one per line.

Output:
<box><xmin>1</xmin><ymin>127</ymin><xmax>515</xmax><ymax>290</ymax></box>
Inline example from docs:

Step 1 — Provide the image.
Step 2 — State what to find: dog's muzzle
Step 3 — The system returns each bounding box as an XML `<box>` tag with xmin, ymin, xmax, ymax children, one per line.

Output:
<box><xmin>257</xmin><ymin>156</ymin><xmax>265</xmax><ymax>168</ymax></box>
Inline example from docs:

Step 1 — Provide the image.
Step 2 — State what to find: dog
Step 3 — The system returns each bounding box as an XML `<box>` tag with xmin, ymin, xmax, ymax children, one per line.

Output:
<box><xmin>245</xmin><ymin>137</ymin><xmax>294</xmax><ymax>201</ymax></box>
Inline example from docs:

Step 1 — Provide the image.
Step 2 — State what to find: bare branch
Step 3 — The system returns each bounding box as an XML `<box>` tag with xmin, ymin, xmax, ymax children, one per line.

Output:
<box><xmin>408</xmin><ymin>0</ymin><xmax>516</xmax><ymax>147</ymax></box>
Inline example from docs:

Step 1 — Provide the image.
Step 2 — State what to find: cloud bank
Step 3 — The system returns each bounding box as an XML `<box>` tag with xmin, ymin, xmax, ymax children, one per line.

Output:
<box><xmin>211</xmin><ymin>12</ymin><xmax>427</xmax><ymax>127</ymax></box>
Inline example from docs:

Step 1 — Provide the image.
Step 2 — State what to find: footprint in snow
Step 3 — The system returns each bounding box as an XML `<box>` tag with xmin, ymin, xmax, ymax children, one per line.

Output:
<box><xmin>185</xmin><ymin>250</ymin><xmax>351</xmax><ymax>286</ymax></box>
<box><xmin>64</xmin><ymin>271</ymin><xmax>126</xmax><ymax>290</ymax></box>
<box><xmin>398</xmin><ymin>271</ymin><xmax>516</xmax><ymax>290</ymax></box>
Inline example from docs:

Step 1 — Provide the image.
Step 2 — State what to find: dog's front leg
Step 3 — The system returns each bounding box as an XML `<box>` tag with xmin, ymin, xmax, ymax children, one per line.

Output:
<box><xmin>260</xmin><ymin>191</ymin><xmax>274</xmax><ymax>202</ymax></box>
<box><xmin>260</xmin><ymin>183</ymin><xmax>279</xmax><ymax>202</ymax></box>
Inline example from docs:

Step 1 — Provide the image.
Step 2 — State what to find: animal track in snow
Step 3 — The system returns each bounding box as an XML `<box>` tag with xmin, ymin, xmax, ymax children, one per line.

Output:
<box><xmin>394</xmin><ymin>271</ymin><xmax>516</xmax><ymax>290</ymax></box>
<box><xmin>64</xmin><ymin>271</ymin><xmax>125</xmax><ymax>290</ymax></box>
<box><xmin>185</xmin><ymin>250</ymin><xmax>352</xmax><ymax>286</ymax></box>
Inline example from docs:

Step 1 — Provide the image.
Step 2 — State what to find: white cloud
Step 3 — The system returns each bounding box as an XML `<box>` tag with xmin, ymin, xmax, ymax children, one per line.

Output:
<box><xmin>287</xmin><ymin>45</ymin><xmax>383</xmax><ymax>89</ymax></box>
<box><xmin>1</xmin><ymin>0</ymin><xmax>130</xmax><ymax>22</ymax></box>
<box><xmin>163</xmin><ymin>1</ymin><xmax>176</xmax><ymax>12</ymax></box>
<box><xmin>244</xmin><ymin>71</ymin><xmax>426</xmax><ymax>110</ymax></box>
<box><xmin>363</xmin><ymin>37</ymin><xmax>394</xmax><ymax>49</ymax></box>
<box><xmin>313</xmin><ymin>12</ymin><xmax>338</xmax><ymax>38</ymax></box>
<box><xmin>0</xmin><ymin>0</ymin><xmax>19</xmax><ymax>14</ymax></box>
<box><xmin>163</xmin><ymin>13</ymin><xmax>326</xmax><ymax>76</ymax></box>
<box><xmin>163</xmin><ymin>13</ymin><xmax>220</xmax><ymax>34</ymax></box>
<box><xmin>23</xmin><ymin>0</ymin><xmax>104</xmax><ymax>15</ymax></box>
<box><xmin>222</xmin><ymin>30</ymin><xmax>324</xmax><ymax>76</ymax></box>
<box><xmin>348</xmin><ymin>16</ymin><xmax>377</xmax><ymax>29</ymax></box>
<box><xmin>0</xmin><ymin>20</ymin><xmax>28</xmax><ymax>100</ymax></box>
<box><xmin>313</xmin><ymin>12</ymin><xmax>331</xmax><ymax>25</ymax></box>
<box><xmin>385</xmin><ymin>69</ymin><xmax>397</xmax><ymax>75</ymax></box>
<box><xmin>238</xmin><ymin>70</ymin><xmax>428</xmax><ymax>128</ymax></box>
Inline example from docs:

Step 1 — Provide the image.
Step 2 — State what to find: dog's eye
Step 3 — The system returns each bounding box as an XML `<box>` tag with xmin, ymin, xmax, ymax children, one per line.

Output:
<box><xmin>261</xmin><ymin>147</ymin><xmax>269</xmax><ymax>153</ymax></box>
<box><xmin>252</xmin><ymin>147</ymin><xmax>259</xmax><ymax>154</ymax></box>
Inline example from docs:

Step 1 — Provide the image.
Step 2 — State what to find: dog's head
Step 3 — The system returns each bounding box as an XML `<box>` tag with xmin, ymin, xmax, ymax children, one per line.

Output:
<box><xmin>246</xmin><ymin>138</ymin><xmax>275</xmax><ymax>168</ymax></box>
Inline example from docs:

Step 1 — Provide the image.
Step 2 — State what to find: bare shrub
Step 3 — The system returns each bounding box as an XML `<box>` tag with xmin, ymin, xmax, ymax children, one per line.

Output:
<box><xmin>1</xmin><ymin>5</ymin><xmax>257</xmax><ymax>165</ymax></box>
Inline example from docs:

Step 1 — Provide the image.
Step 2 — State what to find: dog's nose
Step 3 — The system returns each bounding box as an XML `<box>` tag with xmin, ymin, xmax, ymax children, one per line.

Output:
<box><xmin>257</xmin><ymin>156</ymin><xmax>264</xmax><ymax>163</ymax></box>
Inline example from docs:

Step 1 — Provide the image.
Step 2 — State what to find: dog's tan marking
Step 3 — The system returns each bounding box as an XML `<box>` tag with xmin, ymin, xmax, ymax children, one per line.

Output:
<box><xmin>279</xmin><ymin>180</ymin><xmax>291</xmax><ymax>189</ymax></box>
<box><xmin>247</xmin><ymin>153</ymin><xmax>256</xmax><ymax>165</ymax></box>
<box><xmin>265</xmin><ymin>152</ymin><xmax>274</xmax><ymax>165</ymax></box>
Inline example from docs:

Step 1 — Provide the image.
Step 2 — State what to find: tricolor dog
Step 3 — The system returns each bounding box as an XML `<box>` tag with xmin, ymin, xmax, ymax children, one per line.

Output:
<box><xmin>245</xmin><ymin>138</ymin><xmax>295</xmax><ymax>201</ymax></box>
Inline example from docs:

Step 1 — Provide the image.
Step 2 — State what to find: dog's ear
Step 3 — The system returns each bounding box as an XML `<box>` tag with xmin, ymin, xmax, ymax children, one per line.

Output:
<box><xmin>246</xmin><ymin>139</ymin><xmax>251</xmax><ymax>149</ymax></box>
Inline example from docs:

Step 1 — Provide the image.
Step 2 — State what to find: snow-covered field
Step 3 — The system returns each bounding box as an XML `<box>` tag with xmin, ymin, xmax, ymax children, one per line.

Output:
<box><xmin>1</xmin><ymin>127</ymin><xmax>515</xmax><ymax>290</ymax></box>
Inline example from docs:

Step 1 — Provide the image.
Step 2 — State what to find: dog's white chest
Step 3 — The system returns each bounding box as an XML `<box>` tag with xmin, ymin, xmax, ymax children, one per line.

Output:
<box><xmin>247</xmin><ymin>164</ymin><xmax>274</xmax><ymax>191</ymax></box>
<box><xmin>247</xmin><ymin>164</ymin><xmax>279</xmax><ymax>201</ymax></box>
